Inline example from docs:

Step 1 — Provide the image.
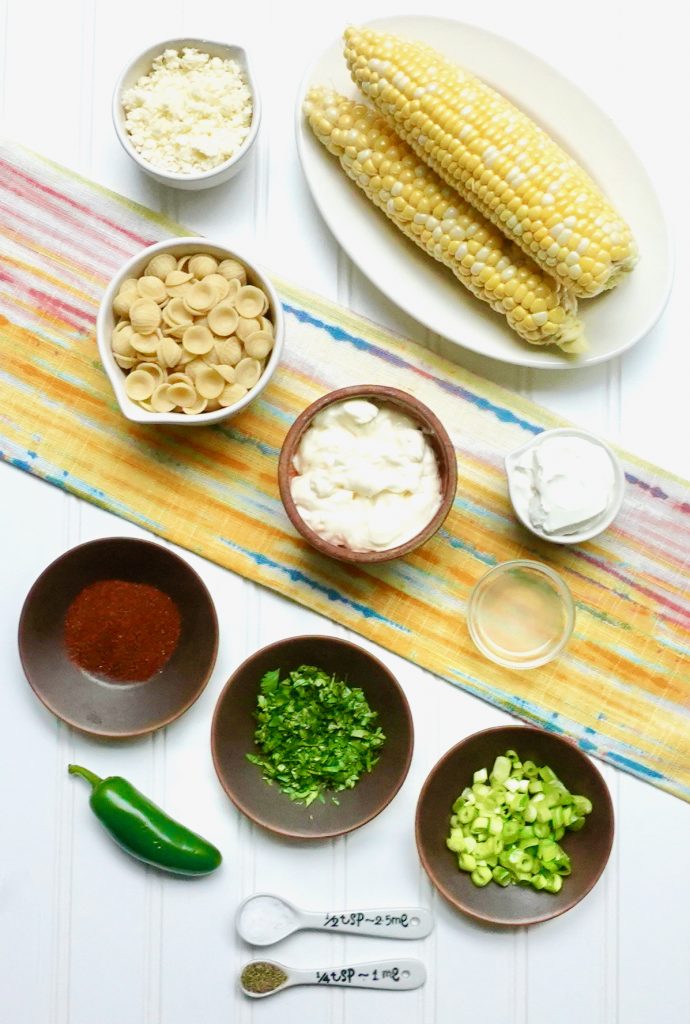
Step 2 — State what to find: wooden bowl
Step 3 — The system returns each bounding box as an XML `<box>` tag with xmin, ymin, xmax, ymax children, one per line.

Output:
<box><xmin>416</xmin><ymin>726</ymin><xmax>614</xmax><ymax>926</ymax></box>
<box><xmin>277</xmin><ymin>385</ymin><xmax>457</xmax><ymax>563</ymax></box>
<box><xmin>18</xmin><ymin>538</ymin><xmax>218</xmax><ymax>738</ymax></box>
<box><xmin>211</xmin><ymin>635</ymin><xmax>413</xmax><ymax>839</ymax></box>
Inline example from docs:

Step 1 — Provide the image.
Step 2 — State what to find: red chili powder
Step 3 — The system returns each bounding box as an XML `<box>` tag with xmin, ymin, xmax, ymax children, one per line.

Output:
<box><xmin>64</xmin><ymin>579</ymin><xmax>181</xmax><ymax>682</ymax></box>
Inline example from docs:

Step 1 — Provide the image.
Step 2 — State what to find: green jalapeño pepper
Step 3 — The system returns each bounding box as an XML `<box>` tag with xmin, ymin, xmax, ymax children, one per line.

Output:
<box><xmin>69</xmin><ymin>765</ymin><xmax>222</xmax><ymax>876</ymax></box>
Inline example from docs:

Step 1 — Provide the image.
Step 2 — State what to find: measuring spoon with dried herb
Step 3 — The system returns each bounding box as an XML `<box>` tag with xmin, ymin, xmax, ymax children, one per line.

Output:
<box><xmin>240</xmin><ymin>958</ymin><xmax>426</xmax><ymax>998</ymax></box>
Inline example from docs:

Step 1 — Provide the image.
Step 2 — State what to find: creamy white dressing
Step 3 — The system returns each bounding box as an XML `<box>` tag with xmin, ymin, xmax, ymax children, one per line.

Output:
<box><xmin>290</xmin><ymin>399</ymin><xmax>442</xmax><ymax>552</ymax></box>
<box><xmin>509</xmin><ymin>434</ymin><xmax>615</xmax><ymax>536</ymax></box>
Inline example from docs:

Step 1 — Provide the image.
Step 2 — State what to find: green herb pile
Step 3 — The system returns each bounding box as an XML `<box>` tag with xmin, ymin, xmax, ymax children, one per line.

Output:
<box><xmin>246</xmin><ymin>665</ymin><xmax>386</xmax><ymax>806</ymax></box>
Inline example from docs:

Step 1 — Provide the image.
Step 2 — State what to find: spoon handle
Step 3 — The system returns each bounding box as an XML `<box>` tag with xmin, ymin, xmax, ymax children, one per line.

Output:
<box><xmin>293</xmin><ymin>958</ymin><xmax>426</xmax><ymax>991</ymax></box>
<box><xmin>303</xmin><ymin>905</ymin><xmax>433</xmax><ymax>939</ymax></box>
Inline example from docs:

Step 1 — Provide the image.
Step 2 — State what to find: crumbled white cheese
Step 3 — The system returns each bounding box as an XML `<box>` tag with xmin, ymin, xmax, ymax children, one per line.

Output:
<box><xmin>122</xmin><ymin>48</ymin><xmax>253</xmax><ymax>175</ymax></box>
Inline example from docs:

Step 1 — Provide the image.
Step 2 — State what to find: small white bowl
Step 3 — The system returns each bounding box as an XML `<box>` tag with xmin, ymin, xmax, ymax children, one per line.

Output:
<box><xmin>112</xmin><ymin>38</ymin><xmax>261</xmax><ymax>191</ymax></box>
<box><xmin>96</xmin><ymin>237</ymin><xmax>284</xmax><ymax>426</ymax></box>
<box><xmin>504</xmin><ymin>427</ymin><xmax>626</xmax><ymax>545</ymax></box>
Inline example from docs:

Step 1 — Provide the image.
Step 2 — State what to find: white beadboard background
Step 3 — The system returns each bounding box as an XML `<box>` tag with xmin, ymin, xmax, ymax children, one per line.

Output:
<box><xmin>1</xmin><ymin>2</ymin><xmax>688</xmax><ymax>1022</ymax></box>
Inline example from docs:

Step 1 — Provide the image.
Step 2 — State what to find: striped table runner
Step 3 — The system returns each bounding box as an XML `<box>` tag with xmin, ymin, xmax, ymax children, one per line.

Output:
<box><xmin>1</xmin><ymin>143</ymin><xmax>688</xmax><ymax>800</ymax></box>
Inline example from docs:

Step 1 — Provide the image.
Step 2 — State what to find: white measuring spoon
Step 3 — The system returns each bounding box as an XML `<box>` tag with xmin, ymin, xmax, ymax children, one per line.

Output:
<box><xmin>236</xmin><ymin>892</ymin><xmax>434</xmax><ymax>944</ymax></box>
<box><xmin>240</xmin><ymin>957</ymin><xmax>426</xmax><ymax>998</ymax></box>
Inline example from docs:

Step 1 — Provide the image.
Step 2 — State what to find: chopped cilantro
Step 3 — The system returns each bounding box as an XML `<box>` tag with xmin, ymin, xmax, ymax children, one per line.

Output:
<box><xmin>246</xmin><ymin>664</ymin><xmax>386</xmax><ymax>805</ymax></box>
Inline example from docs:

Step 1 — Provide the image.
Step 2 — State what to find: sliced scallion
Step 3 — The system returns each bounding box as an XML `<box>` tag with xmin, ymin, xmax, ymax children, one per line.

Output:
<box><xmin>445</xmin><ymin>750</ymin><xmax>593</xmax><ymax>894</ymax></box>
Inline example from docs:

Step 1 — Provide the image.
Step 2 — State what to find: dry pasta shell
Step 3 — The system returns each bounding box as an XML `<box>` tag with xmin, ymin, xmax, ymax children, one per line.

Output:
<box><xmin>125</xmin><ymin>369</ymin><xmax>156</xmax><ymax>402</ymax></box>
<box><xmin>183</xmin><ymin>357</ymin><xmax>209</xmax><ymax>381</ymax></box>
<box><xmin>235</xmin><ymin>357</ymin><xmax>262</xmax><ymax>389</ymax></box>
<box><xmin>177</xmin><ymin>349</ymin><xmax>195</xmax><ymax>366</ymax></box>
<box><xmin>167</xmin><ymin>372</ymin><xmax>195</xmax><ymax>387</ymax></box>
<box><xmin>235</xmin><ymin>285</ymin><xmax>268</xmax><ymax>319</ymax></box>
<box><xmin>183</xmin><ymin>395</ymin><xmax>209</xmax><ymax>415</ymax></box>
<box><xmin>114</xmin><ymin>354</ymin><xmax>137</xmax><ymax>370</ymax></box>
<box><xmin>225</xmin><ymin>278</ymin><xmax>241</xmax><ymax>303</ymax></box>
<box><xmin>112</xmin><ymin>324</ymin><xmax>135</xmax><ymax>356</ymax></box>
<box><xmin>137</xmin><ymin>276</ymin><xmax>168</xmax><ymax>304</ymax></box>
<box><xmin>183</xmin><ymin>280</ymin><xmax>218</xmax><ymax>315</ymax></box>
<box><xmin>130</xmin><ymin>332</ymin><xmax>159</xmax><ymax>355</ymax></box>
<box><xmin>213</xmin><ymin>338</ymin><xmax>243</xmax><ymax>365</ymax></box>
<box><xmin>208</xmin><ymin>301</ymin><xmax>239</xmax><ymax>337</ymax></box>
<box><xmin>244</xmin><ymin>331</ymin><xmax>274</xmax><ymax>360</ymax></box>
<box><xmin>150</xmin><ymin>383</ymin><xmax>176</xmax><ymax>413</ymax></box>
<box><xmin>258</xmin><ymin>316</ymin><xmax>274</xmax><ymax>335</ymax></box>
<box><xmin>217</xmin><ymin>259</ymin><xmax>247</xmax><ymax>284</ymax></box>
<box><xmin>183</xmin><ymin>324</ymin><xmax>215</xmax><ymax>355</ymax></box>
<box><xmin>163</xmin><ymin>297</ymin><xmax>194</xmax><ymax>327</ymax></box>
<box><xmin>145</xmin><ymin>253</ymin><xmax>177</xmax><ymax>280</ymax></box>
<box><xmin>130</xmin><ymin>298</ymin><xmax>161</xmax><ymax>335</ymax></box>
<box><xmin>167</xmin><ymin>382</ymin><xmax>197</xmax><ymax>409</ymax></box>
<box><xmin>236</xmin><ymin>317</ymin><xmax>261</xmax><ymax>342</ymax></box>
<box><xmin>219</xmin><ymin>382</ymin><xmax>248</xmax><ymax>407</ymax></box>
<box><xmin>157</xmin><ymin>337</ymin><xmax>182</xmax><ymax>368</ymax></box>
<box><xmin>113</xmin><ymin>291</ymin><xmax>134</xmax><ymax>318</ymax></box>
<box><xmin>201</xmin><ymin>273</ymin><xmax>230</xmax><ymax>301</ymax></box>
<box><xmin>137</xmin><ymin>400</ymin><xmax>155</xmax><ymax>412</ymax></box>
<box><xmin>165</xmin><ymin>270</ymin><xmax>193</xmax><ymax>297</ymax></box>
<box><xmin>136</xmin><ymin>362</ymin><xmax>165</xmax><ymax>386</ymax></box>
<box><xmin>188</xmin><ymin>254</ymin><xmax>219</xmax><ymax>279</ymax></box>
<box><xmin>195</xmin><ymin>365</ymin><xmax>225</xmax><ymax>400</ymax></box>
<box><xmin>205</xmin><ymin>398</ymin><xmax>222</xmax><ymax>412</ymax></box>
<box><xmin>162</xmin><ymin>323</ymin><xmax>187</xmax><ymax>339</ymax></box>
<box><xmin>213</xmin><ymin>364</ymin><xmax>236</xmax><ymax>384</ymax></box>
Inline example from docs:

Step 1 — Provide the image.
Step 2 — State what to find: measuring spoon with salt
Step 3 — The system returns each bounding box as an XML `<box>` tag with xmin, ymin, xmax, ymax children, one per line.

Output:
<box><xmin>240</xmin><ymin>957</ymin><xmax>426</xmax><ymax>998</ymax></box>
<box><xmin>236</xmin><ymin>892</ymin><xmax>434</xmax><ymax>945</ymax></box>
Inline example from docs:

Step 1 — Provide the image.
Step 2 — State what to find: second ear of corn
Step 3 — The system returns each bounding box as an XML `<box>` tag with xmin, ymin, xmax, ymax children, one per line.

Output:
<box><xmin>305</xmin><ymin>88</ymin><xmax>585</xmax><ymax>351</ymax></box>
<box><xmin>344</xmin><ymin>27</ymin><xmax>637</xmax><ymax>299</ymax></box>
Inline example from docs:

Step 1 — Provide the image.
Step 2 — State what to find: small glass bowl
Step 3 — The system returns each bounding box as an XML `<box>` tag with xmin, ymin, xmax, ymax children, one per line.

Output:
<box><xmin>467</xmin><ymin>560</ymin><xmax>575</xmax><ymax>670</ymax></box>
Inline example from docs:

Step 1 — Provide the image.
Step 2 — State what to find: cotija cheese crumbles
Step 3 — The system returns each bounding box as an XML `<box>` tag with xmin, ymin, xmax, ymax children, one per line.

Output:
<box><xmin>122</xmin><ymin>48</ymin><xmax>253</xmax><ymax>175</ymax></box>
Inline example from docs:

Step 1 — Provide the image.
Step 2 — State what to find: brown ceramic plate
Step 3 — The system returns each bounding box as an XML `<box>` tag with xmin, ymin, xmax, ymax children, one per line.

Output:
<box><xmin>277</xmin><ymin>385</ymin><xmax>457</xmax><ymax>564</ymax></box>
<box><xmin>416</xmin><ymin>726</ymin><xmax>614</xmax><ymax>926</ymax></box>
<box><xmin>211</xmin><ymin>635</ymin><xmax>413</xmax><ymax>839</ymax></box>
<box><xmin>18</xmin><ymin>537</ymin><xmax>218</xmax><ymax>738</ymax></box>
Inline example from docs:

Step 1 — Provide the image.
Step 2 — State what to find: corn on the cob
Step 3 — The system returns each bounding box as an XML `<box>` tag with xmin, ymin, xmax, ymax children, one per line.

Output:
<box><xmin>304</xmin><ymin>88</ymin><xmax>585</xmax><ymax>351</ymax></box>
<box><xmin>344</xmin><ymin>28</ymin><xmax>637</xmax><ymax>298</ymax></box>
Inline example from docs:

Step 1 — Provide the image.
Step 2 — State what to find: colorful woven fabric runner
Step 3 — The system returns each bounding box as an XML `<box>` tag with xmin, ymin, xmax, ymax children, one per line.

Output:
<box><xmin>1</xmin><ymin>144</ymin><xmax>688</xmax><ymax>800</ymax></box>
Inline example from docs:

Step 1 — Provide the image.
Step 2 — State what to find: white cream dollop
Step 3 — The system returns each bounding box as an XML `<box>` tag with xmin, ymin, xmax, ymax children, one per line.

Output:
<box><xmin>509</xmin><ymin>434</ymin><xmax>616</xmax><ymax>536</ymax></box>
<box><xmin>290</xmin><ymin>399</ymin><xmax>443</xmax><ymax>552</ymax></box>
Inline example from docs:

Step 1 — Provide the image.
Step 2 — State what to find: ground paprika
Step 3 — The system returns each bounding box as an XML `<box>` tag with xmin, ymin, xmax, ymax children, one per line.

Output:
<box><xmin>64</xmin><ymin>579</ymin><xmax>181</xmax><ymax>682</ymax></box>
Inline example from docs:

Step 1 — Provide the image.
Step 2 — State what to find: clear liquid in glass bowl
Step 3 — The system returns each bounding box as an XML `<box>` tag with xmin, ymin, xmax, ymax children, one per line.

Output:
<box><xmin>467</xmin><ymin>560</ymin><xmax>575</xmax><ymax>670</ymax></box>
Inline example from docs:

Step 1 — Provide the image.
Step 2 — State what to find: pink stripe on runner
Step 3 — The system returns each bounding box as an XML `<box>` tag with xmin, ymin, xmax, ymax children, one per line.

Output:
<box><xmin>0</xmin><ymin>265</ymin><xmax>94</xmax><ymax>331</ymax></box>
<box><xmin>0</xmin><ymin>202</ymin><xmax>111</xmax><ymax>294</ymax></box>
<box><xmin>626</xmin><ymin>471</ymin><xmax>690</xmax><ymax>518</ymax></box>
<box><xmin>576</xmin><ymin>546</ymin><xmax>690</xmax><ymax>626</ymax></box>
<box><xmin>0</xmin><ymin>190</ymin><xmax>129</xmax><ymax>274</ymax></box>
<box><xmin>0</xmin><ymin>157</ymin><xmax>156</xmax><ymax>251</ymax></box>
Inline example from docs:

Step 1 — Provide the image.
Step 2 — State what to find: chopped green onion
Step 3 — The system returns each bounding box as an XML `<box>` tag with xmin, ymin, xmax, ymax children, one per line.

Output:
<box><xmin>471</xmin><ymin>865</ymin><xmax>492</xmax><ymax>887</ymax></box>
<box><xmin>491</xmin><ymin>756</ymin><xmax>512</xmax><ymax>783</ymax></box>
<box><xmin>446</xmin><ymin>749</ymin><xmax>593</xmax><ymax>894</ymax></box>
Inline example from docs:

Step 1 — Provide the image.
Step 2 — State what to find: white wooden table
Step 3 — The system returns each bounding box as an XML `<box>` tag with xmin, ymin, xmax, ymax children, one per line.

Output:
<box><xmin>2</xmin><ymin>2</ymin><xmax>688</xmax><ymax>1022</ymax></box>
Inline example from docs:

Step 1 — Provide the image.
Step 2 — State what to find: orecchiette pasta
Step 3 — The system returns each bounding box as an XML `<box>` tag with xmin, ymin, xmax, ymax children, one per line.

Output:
<box><xmin>111</xmin><ymin>250</ymin><xmax>275</xmax><ymax>415</ymax></box>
